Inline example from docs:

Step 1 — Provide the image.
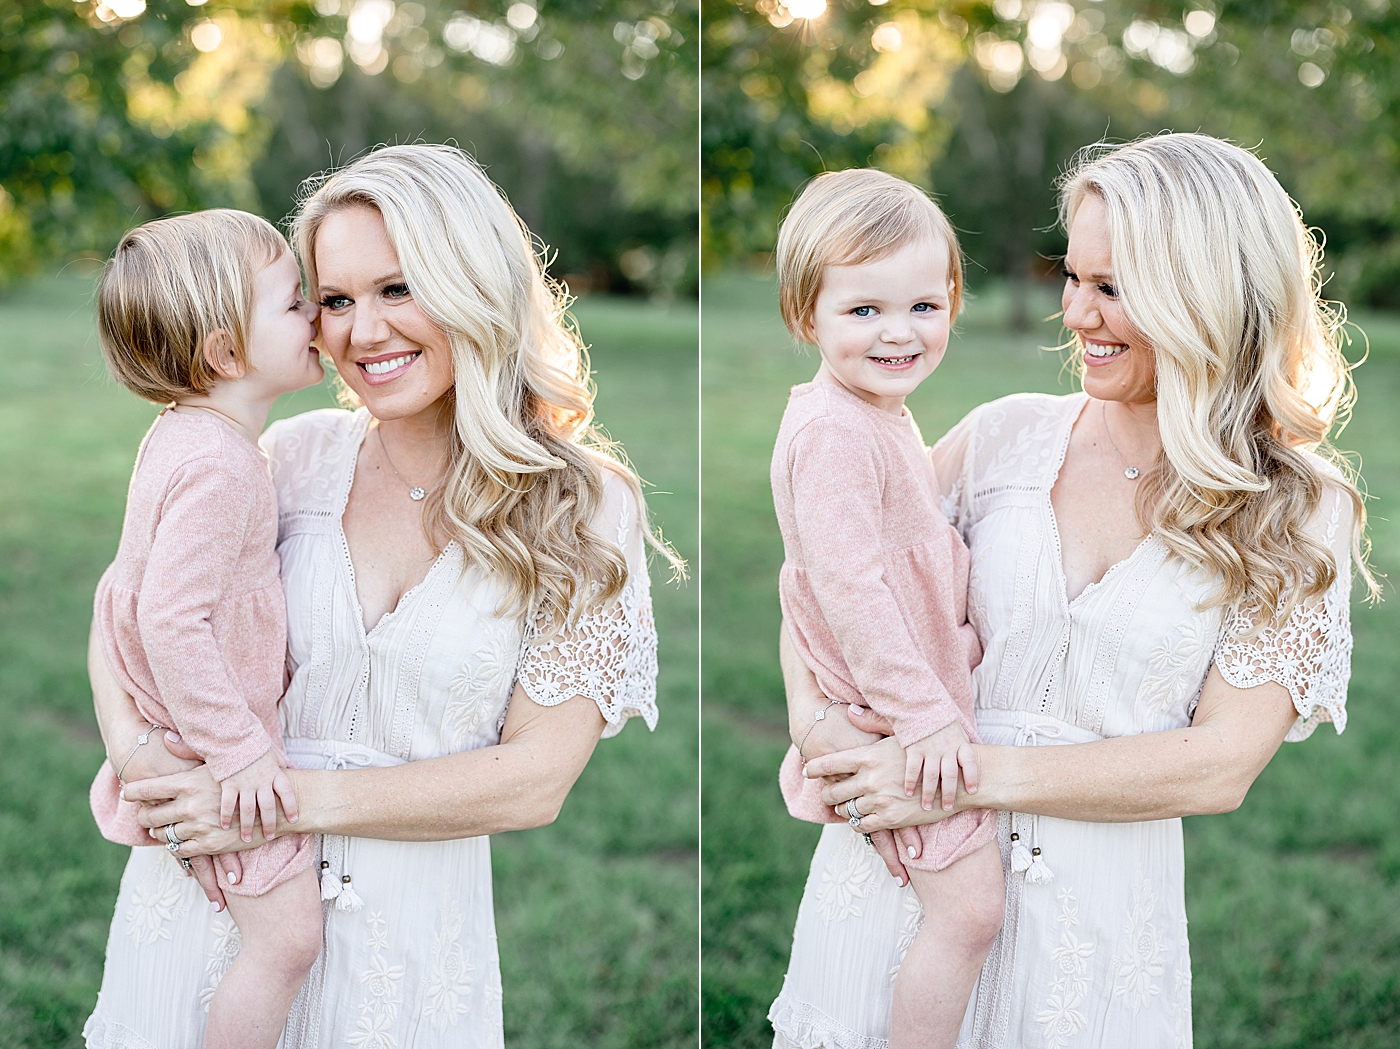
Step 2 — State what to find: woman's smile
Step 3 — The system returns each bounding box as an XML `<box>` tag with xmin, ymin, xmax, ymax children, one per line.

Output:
<box><xmin>1081</xmin><ymin>337</ymin><xmax>1129</xmax><ymax>366</ymax></box>
<box><xmin>357</xmin><ymin>350</ymin><xmax>422</xmax><ymax>382</ymax></box>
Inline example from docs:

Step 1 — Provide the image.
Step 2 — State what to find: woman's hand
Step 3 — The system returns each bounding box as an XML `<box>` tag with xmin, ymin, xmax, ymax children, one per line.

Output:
<box><xmin>124</xmin><ymin>764</ymin><xmax>272</xmax><ymax>861</ymax></box>
<box><xmin>806</xmin><ymin>736</ymin><xmax>971</xmax><ymax>833</ymax></box>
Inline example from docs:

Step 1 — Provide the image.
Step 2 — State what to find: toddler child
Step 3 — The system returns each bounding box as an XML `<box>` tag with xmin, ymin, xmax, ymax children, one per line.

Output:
<box><xmin>89</xmin><ymin>209</ymin><xmax>324</xmax><ymax>1049</ymax></box>
<box><xmin>771</xmin><ymin>170</ymin><xmax>1004</xmax><ymax>1048</ymax></box>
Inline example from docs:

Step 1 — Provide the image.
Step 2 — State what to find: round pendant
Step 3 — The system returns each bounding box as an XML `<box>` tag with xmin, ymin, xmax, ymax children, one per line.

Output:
<box><xmin>1124</xmin><ymin>467</ymin><xmax>1141</xmax><ymax>480</ymax></box>
<box><xmin>409</xmin><ymin>486</ymin><xmax>426</xmax><ymax>501</ymax></box>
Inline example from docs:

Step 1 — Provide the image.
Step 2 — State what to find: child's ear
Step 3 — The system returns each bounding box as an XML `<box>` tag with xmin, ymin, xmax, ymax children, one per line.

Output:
<box><xmin>201</xmin><ymin>330</ymin><xmax>246</xmax><ymax>381</ymax></box>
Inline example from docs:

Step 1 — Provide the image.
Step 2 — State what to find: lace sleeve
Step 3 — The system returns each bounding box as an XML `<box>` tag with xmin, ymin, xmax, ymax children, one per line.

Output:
<box><xmin>516</xmin><ymin>469</ymin><xmax>659</xmax><ymax>738</ymax></box>
<box><xmin>1214</xmin><ymin>485</ymin><xmax>1354</xmax><ymax>742</ymax></box>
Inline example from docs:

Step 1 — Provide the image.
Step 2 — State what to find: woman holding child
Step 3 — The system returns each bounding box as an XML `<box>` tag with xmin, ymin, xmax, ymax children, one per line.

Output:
<box><xmin>769</xmin><ymin>133</ymin><xmax>1367</xmax><ymax>1048</ymax></box>
<box><xmin>83</xmin><ymin>144</ymin><xmax>670</xmax><ymax>1048</ymax></box>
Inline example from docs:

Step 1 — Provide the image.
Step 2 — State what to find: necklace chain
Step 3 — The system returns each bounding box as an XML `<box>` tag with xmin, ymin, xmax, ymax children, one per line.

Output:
<box><xmin>376</xmin><ymin>426</ymin><xmax>433</xmax><ymax>501</ymax></box>
<box><xmin>1101</xmin><ymin>401</ymin><xmax>1142</xmax><ymax>481</ymax></box>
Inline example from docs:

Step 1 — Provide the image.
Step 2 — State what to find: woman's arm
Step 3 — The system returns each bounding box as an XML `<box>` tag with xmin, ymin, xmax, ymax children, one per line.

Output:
<box><xmin>122</xmin><ymin>683</ymin><xmax>607</xmax><ymax>853</ymax></box>
<box><xmin>805</xmin><ymin>665</ymin><xmax>1299</xmax><ymax>830</ymax></box>
<box><xmin>782</xmin><ymin>622</ymin><xmax>882</xmax><ymax>759</ymax></box>
<box><xmin>90</xmin><ymin>619</ymin><xmax>201</xmax><ymax>784</ymax></box>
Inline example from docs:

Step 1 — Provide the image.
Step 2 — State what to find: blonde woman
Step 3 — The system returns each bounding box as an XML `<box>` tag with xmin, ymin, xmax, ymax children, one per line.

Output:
<box><xmin>772</xmin><ymin>133</ymin><xmax>1369</xmax><ymax>1048</ymax></box>
<box><xmin>83</xmin><ymin>144</ymin><xmax>672</xmax><ymax>1048</ymax></box>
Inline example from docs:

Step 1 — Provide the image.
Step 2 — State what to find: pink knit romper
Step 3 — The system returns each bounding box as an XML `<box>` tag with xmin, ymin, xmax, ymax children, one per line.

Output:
<box><xmin>90</xmin><ymin>410</ymin><xmax>313</xmax><ymax>896</ymax></box>
<box><xmin>772</xmin><ymin>381</ymin><xmax>996</xmax><ymax>872</ymax></box>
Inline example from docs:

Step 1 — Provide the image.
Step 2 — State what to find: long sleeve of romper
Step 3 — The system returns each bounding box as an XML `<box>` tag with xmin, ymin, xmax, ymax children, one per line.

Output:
<box><xmin>136</xmin><ymin>458</ymin><xmax>275</xmax><ymax>782</ymax></box>
<box><xmin>787</xmin><ymin>418</ymin><xmax>967</xmax><ymax>748</ymax></box>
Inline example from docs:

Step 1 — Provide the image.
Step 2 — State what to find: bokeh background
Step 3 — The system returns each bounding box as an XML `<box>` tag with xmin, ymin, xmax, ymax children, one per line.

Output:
<box><xmin>0</xmin><ymin>1</ymin><xmax>698</xmax><ymax>1046</ymax></box>
<box><xmin>701</xmin><ymin>2</ymin><xmax>1400</xmax><ymax>1046</ymax></box>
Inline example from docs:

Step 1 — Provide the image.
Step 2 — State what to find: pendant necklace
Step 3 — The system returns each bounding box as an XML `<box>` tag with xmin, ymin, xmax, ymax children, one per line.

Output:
<box><xmin>376</xmin><ymin>426</ymin><xmax>437</xmax><ymax>501</ymax></box>
<box><xmin>1101</xmin><ymin>401</ymin><xmax>1141</xmax><ymax>481</ymax></box>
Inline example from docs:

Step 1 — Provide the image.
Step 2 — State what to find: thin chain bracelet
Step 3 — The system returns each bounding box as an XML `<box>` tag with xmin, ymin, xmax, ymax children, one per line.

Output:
<box><xmin>797</xmin><ymin>700</ymin><xmax>840</xmax><ymax>761</ymax></box>
<box><xmin>115</xmin><ymin>723</ymin><xmax>164</xmax><ymax>785</ymax></box>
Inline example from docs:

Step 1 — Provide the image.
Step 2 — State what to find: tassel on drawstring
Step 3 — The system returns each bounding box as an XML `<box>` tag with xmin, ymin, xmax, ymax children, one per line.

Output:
<box><xmin>335</xmin><ymin>873</ymin><xmax>364</xmax><ymax>912</ymax></box>
<box><xmin>319</xmin><ymin>859</ymin><xmax>338</xmax><ymax>902</ymax></box>
<box><xmin>1009</xmin><ymin>831</ymin><xmax>1032</xmax><ymax>873</ymax></box>
<box><xmin>1026</xmin><ymin>846</ymin><xmax>1055</xmax><ymax>884</ymax></box>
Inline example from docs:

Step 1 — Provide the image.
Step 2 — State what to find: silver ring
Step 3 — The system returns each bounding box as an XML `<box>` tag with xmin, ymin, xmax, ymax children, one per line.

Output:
<box><xmin>179</xmin><ymin>857</ymin><xmax>193</xmax><ymax>872</ymax></box>
<box><xmin>164</xmin><ymin>824</ymin><xmax>183</xmax><ymax>852</ymax></box>
<box><xmin>847</xmin><ymin>797</ymin><xmax>862</xmax><ymax>819</ymax></box>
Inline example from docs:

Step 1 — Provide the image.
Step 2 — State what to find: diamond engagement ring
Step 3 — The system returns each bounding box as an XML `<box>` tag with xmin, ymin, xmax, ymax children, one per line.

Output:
<box><xmin>164</xmin><ymin>824</ymin><xmax>183</xmax><ymax>852</ymax></box>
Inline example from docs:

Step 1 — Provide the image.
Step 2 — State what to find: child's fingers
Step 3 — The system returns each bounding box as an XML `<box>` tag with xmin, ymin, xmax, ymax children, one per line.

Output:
<box><xmin>903</xmin><ymin>752</ymin><xmax>922</xmax><ymax>799</ymax></box>
<box><xmin>921</xmin><ymin>752</ymin><xmax>939</xmax><ymax>810</ymax></box>
<box><xmin>958</xmin><ymin>743</ymin><xmax>980</xmax><ymax>794</ymax></box>
<box><xmin>273</xmin><ymin>770</ymin><xmax>300</xmax><ymax>823</ymax></box>
<box><xmin>219</xmin><ymin>783</ymin><xmax>236</xmax><ymax>831</ymax></box>
<box><xmin>940</xmin><ymin>749</ymin><xmax>960</xmax><ymax>810</ymax></box>
<box><xmin>238</xmin><ymin>786</ymin><xmax>256</xmax><ymax>842</ymax></box>
<box><xmin>256</xmin><ymin>783</ymin><xmax>278</xmax><ymax>841</ymax></box>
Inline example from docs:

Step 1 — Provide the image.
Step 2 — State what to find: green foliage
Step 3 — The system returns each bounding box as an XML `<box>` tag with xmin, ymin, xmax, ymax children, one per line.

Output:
<box><xmin>0</xmin><ymin>0</ymin><xmax>697</xmax><ymax>295</ymax></box>
<box><xmin>699</xmin><ymin>269</ymin><xmax>1400</xmax><ymax>1047</ymax></box>
<box><xmin>703</xmin><ymin>0</ymin><xmax>1400</xmax><ymax>307</ymax></box>
<box><xmin>0</xmin><ymin>276</ymin><xmax>698</xmax><ymax>1047</ymax></box>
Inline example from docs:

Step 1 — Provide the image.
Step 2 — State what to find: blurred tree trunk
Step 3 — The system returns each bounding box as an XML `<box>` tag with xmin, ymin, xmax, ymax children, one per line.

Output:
<box><xmin>514</xmin><ymin>131</ymin><xmax>551</xmax><ymax>237</ymax></box>
<box><xmin>1007</xmin><ymin>77</ymin><xmax>1048</xmax><ymax>332</ymax></box>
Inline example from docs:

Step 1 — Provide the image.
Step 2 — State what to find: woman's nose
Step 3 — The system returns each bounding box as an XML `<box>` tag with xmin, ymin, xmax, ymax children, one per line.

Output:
<box><xmin>1062</xmin><ymin>286</ymin><xmax>1100</xmax><ymax>333</ymax></box>
<box><xmin>350</xmin><ymin>301</ymin><xmax>389</xmax><ymax>347</ymax></box>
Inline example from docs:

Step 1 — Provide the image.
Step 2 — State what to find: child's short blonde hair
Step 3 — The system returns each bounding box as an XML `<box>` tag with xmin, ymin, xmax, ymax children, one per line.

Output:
<box><xmin>97</xmin><ymin>209</ymin><xmax>289</xmax><ymax>403</ymax></box>
<box><xmin>776</xmin><ymin>168</ymin><xmax>963</xmax><ymax>342</ymax></box>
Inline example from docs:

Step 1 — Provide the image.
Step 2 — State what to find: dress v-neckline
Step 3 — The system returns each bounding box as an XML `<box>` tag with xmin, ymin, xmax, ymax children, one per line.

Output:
<box><xmin>335</xmin><ymin>410</ymin><xmax>455</xmax><ymax>639</ymax></box>
<box><xmin>1045</xmin><ymin>393</ymin><xmax>1154</xmax><ymax>608</ymax></box>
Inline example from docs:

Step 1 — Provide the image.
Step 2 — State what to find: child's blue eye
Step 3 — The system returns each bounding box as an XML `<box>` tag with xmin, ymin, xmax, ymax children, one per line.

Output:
<box><xmin>851</xmin><ymin>306</ymin><xmax>874</xmax><ymax>317</ymax></box>
<box><xmin>912</xmin><ymin>302</ymin><xmax>940</xmax><ymax>313</ymax></box>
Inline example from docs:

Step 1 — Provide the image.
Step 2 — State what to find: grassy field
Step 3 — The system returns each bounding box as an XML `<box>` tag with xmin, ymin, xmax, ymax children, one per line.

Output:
<box><xmin>700</xmin><ymin>270</ymin><xmax>1400</xmax><ymax>1048</ymax></box>
<box><xmin>0</xmin><ymin>275</ymin><xmax>698</xmax><ymax>1048</ymax></box>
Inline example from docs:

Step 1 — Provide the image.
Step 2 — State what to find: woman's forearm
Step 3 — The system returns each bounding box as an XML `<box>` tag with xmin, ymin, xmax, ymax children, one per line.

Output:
<box><xmin>813</xmin><ymin>666</ymin><xmax>1300</xmax><ymax>828</ymax></box>
<box><xmin>209</xmin><ymin>685</ymin><xmax>608</xmax><ymax>843</ymax></box>
<box><xmin>123</xmin><ymin>678</ymin><xmax>607</xmax><ymax>848</ymax></box>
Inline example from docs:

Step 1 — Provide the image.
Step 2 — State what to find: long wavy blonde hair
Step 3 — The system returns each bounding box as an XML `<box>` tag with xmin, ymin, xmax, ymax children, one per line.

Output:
<box><xmin>1058</xmin><ymin>133</ymin><xmax>1375</xmax><ymax>623</ymax></box>
<box><xmin>291</xmin><ymin>144</ymin><xmax>680</xmax><ymax>634</ymax></box>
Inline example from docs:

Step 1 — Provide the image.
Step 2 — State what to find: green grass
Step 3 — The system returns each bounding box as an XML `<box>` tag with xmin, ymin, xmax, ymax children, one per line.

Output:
<box><xmin>699</xmin><ymin>270</ymin><xmax>1400</xmax><ymax>1048</ymax></box>
<box><xmin>0</xmin><ymin>276</ymin><xmax>698</xmax><ymax>1048</ymax></box>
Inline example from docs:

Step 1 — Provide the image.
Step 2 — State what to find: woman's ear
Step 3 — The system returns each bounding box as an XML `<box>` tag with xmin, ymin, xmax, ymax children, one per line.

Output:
<box><xmin>201</xmin><ymin>330</ymin><xmax>246</xmax><ymax>381</ymax></box>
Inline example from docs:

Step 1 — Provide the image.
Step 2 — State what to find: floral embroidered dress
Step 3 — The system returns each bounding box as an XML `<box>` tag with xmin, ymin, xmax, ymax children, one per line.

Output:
<box><xmin>84</xmin><ymin>408</ymin><xmax>659</xmax><ymax>1049</ymax></box>
<box><xmin>769</xmin><ymin>392</ymin><xmax>1354</xmax><ymax>1049</ymax></box>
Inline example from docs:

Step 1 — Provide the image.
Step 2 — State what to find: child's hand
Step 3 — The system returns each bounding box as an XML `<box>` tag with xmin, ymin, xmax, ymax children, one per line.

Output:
<box><xmin>218</xmin><ymin>748</ymin><xmax>299</xmax><ymax>842</ymax></box>
<box><xmin>902</xmin><ymin>721</ymin><xmax>979</xmax><ymax>811</ymax></box>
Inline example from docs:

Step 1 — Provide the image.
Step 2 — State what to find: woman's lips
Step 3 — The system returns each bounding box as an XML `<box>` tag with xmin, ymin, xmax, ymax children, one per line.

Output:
<box><xmin>1082</xmin><ymin>339</ymin><xmax>1128</xmax><ymax>368</ymax></box>
<box><xmin>356</xmin><ymin>351</ymin><xmax>421</xmax><ymax>385</ymax></box>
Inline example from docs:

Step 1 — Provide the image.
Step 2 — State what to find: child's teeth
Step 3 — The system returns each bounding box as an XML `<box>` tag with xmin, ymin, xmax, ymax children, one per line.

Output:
<box><xmin>364</xmin><ymin>353</ymin><xmax>418</xmax><ymax>375</ymax></box>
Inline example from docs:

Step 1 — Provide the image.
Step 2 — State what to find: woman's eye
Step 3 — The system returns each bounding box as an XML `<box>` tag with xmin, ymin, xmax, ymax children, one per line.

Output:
<box><xmin>383</xmin><ymin>283</ymin><xmax>411</xmax><ymax>300</ymax></box>
<box><xmin>1061</xmin><ymin>266</ymin><xmax>1078</xmax><ymax>284</ymax></box>
<box><xmin>851</xmin><ymin>305</ymin><xmax>874</xmax><ymax>317</ymax></box>
<box><xmin>1098</xmin><ymin>283</ymin><xmax>1118</xmax><ymax>299</ymax></box>
<box><xmin>319</xmin><ymin>294</ymin><xmax>351</xmax><ymax>310</ymax></box>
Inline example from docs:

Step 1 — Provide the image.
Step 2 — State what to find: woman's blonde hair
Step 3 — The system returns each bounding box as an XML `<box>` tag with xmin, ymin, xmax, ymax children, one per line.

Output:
<box><xmin>1058</xmin><ymin>133</ymin><xmax>1376</xmax><ymax>622</ymax></box>
<box><xmin>776</xmin><ymin>168</ymin><xmax>963</xmax><ymax>341</ymax></box>
<box><xmin>291</xmin><ymin>144</ymin><xmax>679</xmax><ymax>633</ymax></box>
<box><xmin>97</xmin><ymin>209</ymin><xmax>287</xmax><ymax>403</ymax></box>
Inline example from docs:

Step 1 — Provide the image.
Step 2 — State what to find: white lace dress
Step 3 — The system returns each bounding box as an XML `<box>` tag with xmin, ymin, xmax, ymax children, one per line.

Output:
<box><xmin>83</xmin><ymin>408</ymin><xmax>659</xmax><ymax>1049</ymax></box>
<box><xmin>769</xmin><ymin>392</ymin><xmax>1354</xmax><ymax>1049</ymax></box>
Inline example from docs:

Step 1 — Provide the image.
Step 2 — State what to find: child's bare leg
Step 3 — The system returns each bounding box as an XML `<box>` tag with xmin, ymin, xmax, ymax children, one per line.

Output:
<box><xmin>204</xmin><ymin>867</ymin><xmax>322</xmax><ymax>1049</ymax></box>
<box><xmin>889</xmin><ymin>842</ymin><xmax>1004</xmax><ymax>1049</ymax></box>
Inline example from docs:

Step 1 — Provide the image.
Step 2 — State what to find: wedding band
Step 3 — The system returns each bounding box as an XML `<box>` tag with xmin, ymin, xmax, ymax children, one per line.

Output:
<box><xmin>164</xmin><ymin>824</ymin><xmax>183</xmax><ymax>852</ymax></box>
<box><xmin>847</xmin><ymin>797</ymin><xmax>862</xmax><ymax>819</ymax></box>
